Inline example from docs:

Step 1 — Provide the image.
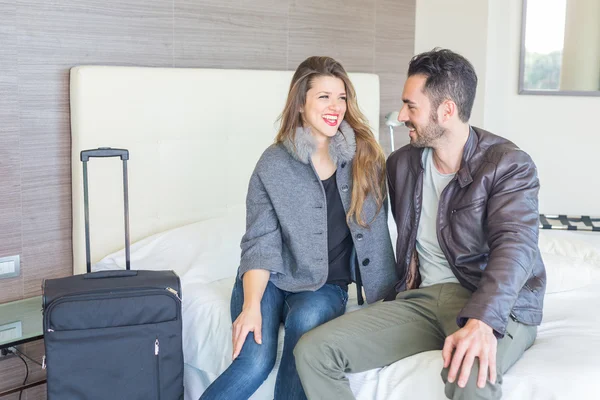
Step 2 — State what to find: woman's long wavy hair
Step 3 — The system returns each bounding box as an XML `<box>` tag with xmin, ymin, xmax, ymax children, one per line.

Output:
<box><xmin>275</xmin><ymin>56</ymin><xmax>387</xmax><ymax>227</ymax></box>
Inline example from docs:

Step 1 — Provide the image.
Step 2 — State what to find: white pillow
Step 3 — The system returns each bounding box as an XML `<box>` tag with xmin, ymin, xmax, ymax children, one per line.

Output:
<box><xmin>538</xmin><ymin>230</ymin><xmax>600</xmax><ymax>294</ymax></box>
<box><xmin>539</xmin><ymin>230</ymin><xmax>600</xmax><ymax>263</ymax></box>
<box><xmin>93</xmin><ymin>205</ymin><xmax>246</xmax><ymax>282</ymax></box>
<box><xmin>540</xmin><ymin>251</ymin><xmax>600</xmax><ymax>294</ymax></box>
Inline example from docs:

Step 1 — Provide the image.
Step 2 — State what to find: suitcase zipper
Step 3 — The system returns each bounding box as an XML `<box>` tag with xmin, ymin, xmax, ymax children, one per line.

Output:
<box><xmin>46</xmin><ymin>286</ymin><xmax>181</xmax><ymax>304</ymax></box>
<box><xmin>45</xmin><ymin>288</ymin><xmax>180</xmax><ymax>332</ymax></box>
<box><xmin>165</xmin><ymin>287</ymin><xmax>181</xmax><ymax>301</ymax></box>
<box><xmin>155</xmin><ymin>337</ymin><xmax>161</xmax><ymax>400</ymax></box>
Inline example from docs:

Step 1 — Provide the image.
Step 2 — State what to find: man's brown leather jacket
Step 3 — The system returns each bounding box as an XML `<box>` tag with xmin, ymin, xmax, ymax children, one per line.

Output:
<box><xmin>386</xmin><ymin>127</ymin><xmax>546</xmax><ymax>338</ymax></box>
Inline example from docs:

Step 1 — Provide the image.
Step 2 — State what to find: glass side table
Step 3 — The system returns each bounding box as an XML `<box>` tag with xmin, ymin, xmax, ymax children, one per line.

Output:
<box><xmin>0</xmin><ymin>296</ymin><xmax>43</xmax><ymax>349</ymax></box>
<box><xmin>0</xmin><ymin>296</ymin><xmax>46</xmax><ymax>397</ymax></box>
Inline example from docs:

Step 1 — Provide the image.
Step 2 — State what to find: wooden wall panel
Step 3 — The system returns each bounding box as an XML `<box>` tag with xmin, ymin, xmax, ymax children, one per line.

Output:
<box><xmin>174</xmin><ymin>0</ymin><xmax>288</xmax><ymax>69</ymax></box>
<box><xmin>287</xmin><ymin>0</ymin><xmax>376</xmax><ymax>72</ymax></box>
<box><xmin>0</xmin><ymin>1</ymin><xmax>23</xmax><ymax>303</ymax></box>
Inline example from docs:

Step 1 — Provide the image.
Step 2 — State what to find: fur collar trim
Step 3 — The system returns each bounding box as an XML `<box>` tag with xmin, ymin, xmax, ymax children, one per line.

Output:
<box><xmin>282</xmin><ymin>120</ymin><xmax>356</xmax><ymax>165</ymax></box>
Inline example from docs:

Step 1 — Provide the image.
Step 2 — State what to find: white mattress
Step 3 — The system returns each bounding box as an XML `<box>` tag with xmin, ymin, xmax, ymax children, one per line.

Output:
<box><xmin>180</xmin><ymin>279</ymin><xmax>600</xmax><ymax>400</ymax></box>
<box><xmin>94</xmin><ymin>213</ymin><xmax>600</xmax><ymax>400</ymax></box>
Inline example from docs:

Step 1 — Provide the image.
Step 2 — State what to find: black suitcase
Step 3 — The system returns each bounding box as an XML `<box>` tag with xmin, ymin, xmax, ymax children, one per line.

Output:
<box><xmin>42</xmin><ymin>148</ymin><xmax>184</xmax><ymax>400</ymax></box>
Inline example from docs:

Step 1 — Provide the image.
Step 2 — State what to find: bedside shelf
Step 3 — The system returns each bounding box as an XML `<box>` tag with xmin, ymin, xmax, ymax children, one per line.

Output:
<box><xmin>0</xmin><ymin>295</ymin><xmax>45</xmax><ymax>398</ymax></box>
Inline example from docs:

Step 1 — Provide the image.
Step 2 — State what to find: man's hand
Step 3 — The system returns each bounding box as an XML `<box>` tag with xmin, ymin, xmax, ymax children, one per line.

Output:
<box><xmin>442</xmin><ymin>319</ymin><xmax>498</xmax><ymax>389</ymax></box>
<box><xmin>232</xmin><ymin>303</ymin><xmax>262</xmax><ymax>360</ymax></box>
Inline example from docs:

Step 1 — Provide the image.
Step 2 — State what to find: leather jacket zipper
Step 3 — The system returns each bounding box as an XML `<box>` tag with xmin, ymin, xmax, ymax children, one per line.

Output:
<box><xmin>436</xmin><ymin>176</ymin><xmax>463</xmax><ymax>283</ymax></box>
<box><xmin>450</xmin><ymin>198</ymin><xmax>486</xmax><ymax>215</ymax></box>
<box><xmin>523</xmin><ymin>282</ymin><xmax>537</xmax><ymax>293</ymax></box>
<box><xmin>403</xmin><ymin>167</ymin><xmax>425</xmax><ymax>287</ymax></box>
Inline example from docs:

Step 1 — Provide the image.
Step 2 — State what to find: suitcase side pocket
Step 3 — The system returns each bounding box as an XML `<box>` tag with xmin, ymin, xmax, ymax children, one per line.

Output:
<box><xmin>45</xmin><ymin>289</ymin><xmax>180</xmax><ymax>332</ymax></box>
<box><xmin>45</xmin><ymin>323</ymin><xmax>168</xmax><ymax>400</ymax></box>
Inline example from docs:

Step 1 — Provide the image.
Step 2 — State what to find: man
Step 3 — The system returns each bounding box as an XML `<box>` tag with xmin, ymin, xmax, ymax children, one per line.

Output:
<box><xmin>294</xmin><ymin>48</ymin><xmax>546</xmax><ymax>400</ymax></box>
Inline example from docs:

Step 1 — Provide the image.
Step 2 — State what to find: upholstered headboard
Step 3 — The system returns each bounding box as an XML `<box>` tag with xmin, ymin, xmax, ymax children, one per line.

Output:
<box><xmin>70</xmin><ymin>66</ymin><xmax>380</xmax><ymax>275</ymax></box>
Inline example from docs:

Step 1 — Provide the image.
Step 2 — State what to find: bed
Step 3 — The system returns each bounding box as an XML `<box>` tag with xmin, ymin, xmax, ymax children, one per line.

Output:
<box><xmin>70</xmin><ymin>66</ymin><xmax>600</xmax><ymax>399</ymax></box>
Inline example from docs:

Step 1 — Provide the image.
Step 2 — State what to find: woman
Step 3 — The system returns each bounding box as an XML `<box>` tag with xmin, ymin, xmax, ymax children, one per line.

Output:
<box><xmin>200</xmin><ymin>56</ymin><xmax>397</xmax><ymax>400</ymax></box>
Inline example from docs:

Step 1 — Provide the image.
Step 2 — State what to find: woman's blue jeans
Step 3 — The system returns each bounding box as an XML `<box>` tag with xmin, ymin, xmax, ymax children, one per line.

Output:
<box><xmin>199</xmin><ymin>277</ymin><xmax>348</xmax><ymax>400</ymax></box>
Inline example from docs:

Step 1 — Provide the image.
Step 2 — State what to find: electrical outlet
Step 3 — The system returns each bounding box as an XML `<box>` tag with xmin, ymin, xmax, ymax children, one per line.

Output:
<box><xmin>0</xmin><ymin>255</ymin><xmax>20</xmax><ymax>279</ymax></box>
<box><xmin>0</xmin><ymin>323</ymin><xmax>21</xmax><ymax>359</ymax></box>
<box><xmin>0</xmin><ymin>321</ymin><xmax>22</xmax><ymax>343</ymax></box>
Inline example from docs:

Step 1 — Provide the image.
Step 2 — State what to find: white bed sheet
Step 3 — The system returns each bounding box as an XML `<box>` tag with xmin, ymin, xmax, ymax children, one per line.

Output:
<box><xmin>180</xmin><ymin>280</ymin><xmax>600</xmax><ymax>400</ymax></box>
<box><xmin>95</xmin><ymin>220</ymin><xmax>600</xmax><ymax>400</ymax></box>
<box><xmin>180</xmin><ymin>277</ymin><xmax>365</xmax><ymax>400</ymax></box>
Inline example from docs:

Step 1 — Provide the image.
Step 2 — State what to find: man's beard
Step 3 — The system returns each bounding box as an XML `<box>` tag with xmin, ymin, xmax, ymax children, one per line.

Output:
<box><xmin>406</xmin><ymin>114</ymin><xmax>446</xmax><ymax>148</ymax></box>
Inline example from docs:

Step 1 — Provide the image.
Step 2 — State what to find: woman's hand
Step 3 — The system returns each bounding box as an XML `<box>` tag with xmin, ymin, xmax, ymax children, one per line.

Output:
<box><xmin>232</xmin><ymin>303</ymin><xmax>262</xmax><ymax>360</ymax></box>
<box><xmin>231</xmin><ymin>269</ymin><xmax>270</xmax><ymax>360</ymax></box>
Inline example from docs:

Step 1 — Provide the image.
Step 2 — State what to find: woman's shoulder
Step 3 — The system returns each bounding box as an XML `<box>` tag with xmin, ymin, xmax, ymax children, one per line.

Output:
<box><xmin>253</xmin><ymin>143</ymin><xmax>293</xmax><ymax>173</ymax></box>
<box><xmin>260</xmin><ymin>142</ymin><xmax>288</xmax><ymax>159</ymax></box>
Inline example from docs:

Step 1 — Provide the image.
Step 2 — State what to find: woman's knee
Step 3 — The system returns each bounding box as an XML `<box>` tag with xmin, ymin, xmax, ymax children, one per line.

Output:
<box><xmin>286</xmin><ymin>301</ymin><xmax>343</xmax><ymax>338</ymax></box>
<box><xmin>288</xmin><ymin>313</ymin><xmax>327</xmax><ymax>338</ymax></box>
<box><xmin>236</xmin><ymin>338</ymin><xmax>278</xmax><ymax>379</ymax></box>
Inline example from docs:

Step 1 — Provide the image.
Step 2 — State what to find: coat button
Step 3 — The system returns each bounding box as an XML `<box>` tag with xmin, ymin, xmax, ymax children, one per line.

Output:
<box><xmin>341</xmin><ymin>184</ymin><xmax>349</xmax><ymax>192</ymax></box>
<box><xmin>356</xmin><ymin>233</ymin><xmax>363</xmax><ymax>241</ymax></box>
<box><xmin>341</xmin><ymin>162</ymin><xmax>346</xmax><ymax>168</ymax></box>
<box><xmin>362</xmin><ymin>258</ymin><xmax>370</xmax><ymax>266</ymax></box>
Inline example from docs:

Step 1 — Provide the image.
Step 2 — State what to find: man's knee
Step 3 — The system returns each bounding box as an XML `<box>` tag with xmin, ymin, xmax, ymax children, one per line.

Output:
<box><xmin>294</xmin><ymin>330</ymin><xmax>321</xmax><ymax>367</ymax></box>
<box><xmin>441</xmin><ymin>365</ymin><xmax>502</xmax><ymax>400</ymax></box>
<box><xmin>294</xmin><ymin>325</ymin><xmax>340</xmax><ymax>371</ymax></box>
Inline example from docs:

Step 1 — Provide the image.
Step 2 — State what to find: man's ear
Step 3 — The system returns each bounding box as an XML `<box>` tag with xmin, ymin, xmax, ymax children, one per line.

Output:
<box><xmin>440</xmin><ymin>100</ymin><xmax>457</xmax><ymax>122</ymax></box>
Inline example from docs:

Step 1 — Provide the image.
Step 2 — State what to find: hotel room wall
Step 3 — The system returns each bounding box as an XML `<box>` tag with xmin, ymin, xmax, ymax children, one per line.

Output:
<box><xmin>0</xmin><ymin>2</ymin><xmax>415</xmax><ymax>397</ymax></box>
<box><xmin>415</xmin><ymin>0</ymin><xmax>600</xmax><ymax>215</ymax></box>
<box><xmin>0</xmin><ymin>0</ymin><xmax>415</xmax><ymax>305</ymax></box>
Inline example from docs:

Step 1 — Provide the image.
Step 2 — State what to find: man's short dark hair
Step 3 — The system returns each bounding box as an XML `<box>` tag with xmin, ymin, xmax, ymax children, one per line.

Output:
<box><xmin>408</xmin><ymin>48</ymin><xmax>477</xmax><ymax>122</ymax></box>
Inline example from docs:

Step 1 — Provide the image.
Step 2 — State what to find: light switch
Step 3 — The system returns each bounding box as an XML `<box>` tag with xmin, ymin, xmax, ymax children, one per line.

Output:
<box><xmin>0</xmin><ymin>261</ymin><xmax>15</xmax><ymax>274</ymax></box>
<box><xmin>0</xmin><ymin>255</ymin><xmax>20</xmax><ymax>279</ymax></box>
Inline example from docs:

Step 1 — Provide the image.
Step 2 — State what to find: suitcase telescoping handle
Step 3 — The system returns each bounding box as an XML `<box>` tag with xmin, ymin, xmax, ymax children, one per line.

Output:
<box><xmin>81</xmin><ymin>147</ymin><xmax>129</xmax><ymax>161</ymax></box>
<box><xmin>81</xmin><ymin>147</ymin><xmax>131</xmax><ymax>273</ymax></box>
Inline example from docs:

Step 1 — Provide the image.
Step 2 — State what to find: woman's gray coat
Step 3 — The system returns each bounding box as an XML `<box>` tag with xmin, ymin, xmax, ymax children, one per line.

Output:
<box><xmin>238</xmin><ymin>121</ymin><xmax>398</xmax><ymax>304</ymax></box>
